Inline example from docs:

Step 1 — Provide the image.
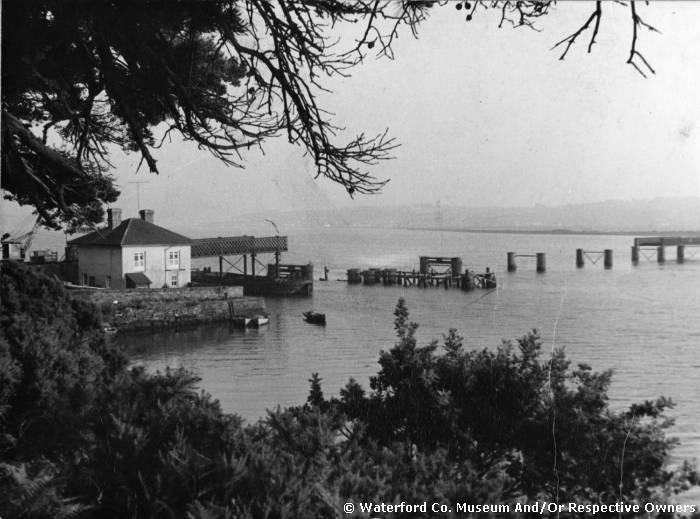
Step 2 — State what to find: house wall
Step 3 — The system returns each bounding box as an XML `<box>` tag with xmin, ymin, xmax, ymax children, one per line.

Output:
<box><xmin>78</xmin><ymin>247</ymin><xmax>123</xmax><ymax>288</ymax></box>
<box><xmin>121</xmin><ymin>245</ymin><xmax>191</xmax><ymax>288</ymax></box>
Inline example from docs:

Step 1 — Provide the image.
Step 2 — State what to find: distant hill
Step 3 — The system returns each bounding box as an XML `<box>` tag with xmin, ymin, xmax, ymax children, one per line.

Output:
<box><xmin>238</xmin><ymin>197</ymin><xmax>700</xmax><ymax>234</ymax></box>
<box><xmin>21</xmin><ymin>197</ymin><xmax>700</xmax><ymax>257</ymax></box>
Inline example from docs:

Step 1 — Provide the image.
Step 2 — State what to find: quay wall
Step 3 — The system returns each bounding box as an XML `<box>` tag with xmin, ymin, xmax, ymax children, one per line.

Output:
<box><xmin>70</xmin><ymin>286</ymin><xmax>266</xmax><ymax>333</ymax></box>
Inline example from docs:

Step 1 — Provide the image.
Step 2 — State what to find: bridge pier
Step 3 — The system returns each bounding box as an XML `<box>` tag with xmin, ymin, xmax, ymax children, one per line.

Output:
<box><xmin>576</xmin><ymin>248</ymin><xmax>584</xmax><ymax>268</ymax></box>
<box><xmin>631</xmin><ymin>246</ymin><xmax>639</xmax><ymax>265</ymax></box>
<box><xmin>677</xmin><ymin>245</ymin><xmax>685</xmax><ymax>263</ymax></box>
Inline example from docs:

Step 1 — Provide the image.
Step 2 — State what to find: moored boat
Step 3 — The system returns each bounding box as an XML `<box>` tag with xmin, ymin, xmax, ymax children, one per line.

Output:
<box><xmin>303</xmin><ymin>311</ymin><xmax>326</xmax><ymax>325</ymax></box>
<box><xmin>232</xmin><ymin>316</ymin><xmax>251</xmax><ymax>328</ymax></box>
<box><xmin>248</xmin><ymin>315</ymin><xmax>270</xmax><ymax>327</ymax></box>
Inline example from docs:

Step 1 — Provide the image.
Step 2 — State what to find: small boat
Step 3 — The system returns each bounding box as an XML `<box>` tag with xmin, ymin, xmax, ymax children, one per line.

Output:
<box><xmin>248</xmin><ymin>315</ymin><xmax>270</xmax><ymax>327</ymax></box>
<box><xmin>303</xmin><ymin>311</ymin><xmax>326</xmax><ymax>325</ymax></box>
<box><xmin>102</xmin><ymin>325</ymin><xmax>118</xmax><ymax>335</ymax></box>
<box><xmin>232</xmin><ymin>316</ymin><xmax>251</xmax><ymax>328</ymax></box>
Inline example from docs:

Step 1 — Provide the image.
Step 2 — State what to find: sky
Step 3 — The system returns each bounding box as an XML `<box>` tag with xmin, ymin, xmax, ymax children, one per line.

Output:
<box><xmin>2</xmin><ymin>1</ymin><xmax>700</xmax><ymax>235</ymax></box>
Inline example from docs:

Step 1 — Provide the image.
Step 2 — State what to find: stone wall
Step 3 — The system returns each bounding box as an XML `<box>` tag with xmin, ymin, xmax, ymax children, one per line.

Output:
<box><xmin>70</xmin><ymin>286</ymin><xmax>265</xmax><ymax>333</ymax></box>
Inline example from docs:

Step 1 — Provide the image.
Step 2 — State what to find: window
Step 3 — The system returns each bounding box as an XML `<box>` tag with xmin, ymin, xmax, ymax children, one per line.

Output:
<box><xmin>105</xmin><ymin>275</ymin><xmax>111</xmax><ymax>288</ymax></box>
<box><xmin>83</xmin><ymin>273</ymin><xmax>88</xmax><ymax>286</ymax></box>
<box><xmin>134</xmin><ymin>251</ymin><xmax>145</xmax><ymax>271</ymax></box>
<box><xmin>168</xmin><ymin>250</ymin><xmax>180</xmax><ymax>269</ymax></box>
<box><xmin>170</xmin><ymin>273</ymin><xmax>178</xmax><ymax>287</ymax></box>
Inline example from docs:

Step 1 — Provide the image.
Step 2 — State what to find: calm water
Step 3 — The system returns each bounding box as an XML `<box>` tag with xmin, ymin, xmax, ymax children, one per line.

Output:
<box><xmin>122</xmin><ymin>227</ymin><xmax>700</xmax><ymax>466</ymax></box>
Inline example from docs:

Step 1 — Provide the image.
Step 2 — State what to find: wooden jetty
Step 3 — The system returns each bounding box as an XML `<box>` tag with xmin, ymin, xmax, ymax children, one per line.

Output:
<box><xmin>347</xmin><ymin>256</ymin><xmax>496</xmax><ymax>291</ymax></box>
<box><xmin>631</xmin><ymin>236</ymin><xmax>700</xmax><ymax>264</ymax></box>
<box><xmin>191</xmin><ymin>235</ymin><xmax>313</xmax><ymax>296</ymax></box>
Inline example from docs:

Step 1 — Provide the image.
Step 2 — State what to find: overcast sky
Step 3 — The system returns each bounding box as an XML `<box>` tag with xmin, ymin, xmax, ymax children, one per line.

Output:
<box><xmin>3</xmin><ymin>2</ymin><xmax>700</xmax><ymax>233</ymax></box>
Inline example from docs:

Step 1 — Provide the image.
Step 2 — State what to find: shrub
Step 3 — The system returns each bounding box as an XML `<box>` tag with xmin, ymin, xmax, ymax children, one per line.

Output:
<box><xmin>1</xmin><ymin>269</ymin><xmax>696</xmax><ymax>518</ymax></box>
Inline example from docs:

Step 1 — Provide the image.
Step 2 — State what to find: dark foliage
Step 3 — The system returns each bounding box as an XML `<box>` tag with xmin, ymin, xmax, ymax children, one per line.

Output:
<box><xmin>2</xmin><ymin>1</ymin><xmax>658</xmax><ymax>230</ymax></box>
<box><xmin>1</xmin><ymin>268</ymin><xmax>696</xmax><ymax>518</ymax></box>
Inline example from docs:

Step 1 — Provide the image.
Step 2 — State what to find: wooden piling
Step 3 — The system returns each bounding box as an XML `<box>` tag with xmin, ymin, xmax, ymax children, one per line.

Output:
<box><xmin>450</xmin><ymin>257</ymin><xmax>463</xmax><ymax>276</ymax></box>
<box><xmin>576</xmin><ymin>249</ymin><xmax>584</xmax><ymax>268</ymax></box>
<box><xmin>419</xmin><ymin>256</ymin><xmax>429</xmax><ymax>274</ymax></box>
<box><xmin>604</xmin><ymin>249</ymin><xmax>613</xmax><ymax>269</ymax></box>
<box><xmin>677</xmin><ymin>245</ymin><xmax>685</xmax><ymax>263</ymax></box>
<box><xmin>657</xmin><ymin>246</ymin><xmax>665</xmax><ymax>263</ymax></box>
<box><xmin>347</xmin><ymin>268</ymin><xmax>362</xmax><ymax>284</ymax></box>
<box><xmin>536</xmin><ymin>253</ymin><xmax>546</xmax><ymax>273</ymax></box>
<box><xmin>631</xmin><ymin>246</ymin><xmax>639</xmax><ymax>265</ymax></box>
<box><xmin>507</xmin><ymin>252</ymin><xmax>517</xmax><ymax>272</ymax></box>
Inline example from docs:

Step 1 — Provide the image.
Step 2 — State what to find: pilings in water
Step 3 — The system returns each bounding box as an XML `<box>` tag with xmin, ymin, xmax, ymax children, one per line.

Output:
<box><xmin>507</xmin><ymin>252</ymin><xmax>517</xmax><ymax>272</ymax></box>
<box><xmin>632</xmin><ymin>236</ymin><xmax>700</xmax><ymax>264</ymax></box>
<box><xmin>604</xmin><ymin>249</ymin><xmax>613</xmax><ymax>269</ymax></box>
<box><xmin>576</xmin><ymin>249</ymin><xmax>613</xmax><ymax>269</ymax></box>
<box><xmin>507</xmin><ymin>252</ymin><xmax>546</xmax><ymax>273</ymax></box>
<box><xmin>347</xmin><ymin>268</ymin><xmax>362</xmax><ymax>284</ymax></box>
<box><xmin>346</xmin><ymin>260</ymin><xmax>496</xmax><ymax>291</ymax></box>
<box><xmin>536</xmin><ymin>253</ymin><xmax>546</xmax><ymax>273</ymax></box>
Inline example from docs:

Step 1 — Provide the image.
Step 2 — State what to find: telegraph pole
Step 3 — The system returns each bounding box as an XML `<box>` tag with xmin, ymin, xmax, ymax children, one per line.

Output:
<box><xmin>128</xmin><ymin>181</ymin><xmax>149</xmax><ymax>211</ymax></box>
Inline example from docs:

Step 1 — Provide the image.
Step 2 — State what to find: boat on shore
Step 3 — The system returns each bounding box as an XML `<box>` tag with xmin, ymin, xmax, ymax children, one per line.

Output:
<box><xmin>248</xmin><ymin>315</ymin><xmax>270</xmax><ymax>327</ymax></box>
<box><xmin>303</xmin><ymin>311</ymin><xmax>326</xmax><ymax>325</ymax></box>
<box><xmin>233</xmin><ymin>314</ymin><xmax>270</xmax><ymax>328</ymax></box>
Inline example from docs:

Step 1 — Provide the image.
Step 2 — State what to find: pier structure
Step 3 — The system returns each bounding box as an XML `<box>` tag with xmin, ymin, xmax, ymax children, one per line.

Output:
<box><xmin>575</xmin><ymin>248</ymin><xmax>613</xmax><ymax>269</ymax></box>
<box><xmin>631</xmin><ymin>236</ymin><xmax>700</xmax><ymax>264</ymax></box>
<box><xmin>346</xmin><ymin>256</ymin><xmax>496</xmax><ymax>291</ymax></box>
<box><xmin>507</xmin><ymin>252</ymin><xmax>546</xmax><ymax>273</ymax></box>
<box><xmin>192</xmin><ymin>235</ymin><xmax>288</xmax><ymax>278</ymax></box>
<box><xmin>191</xmin><ymin>235</ymin><xmax>313</xmax><ymax>296</ymax></box>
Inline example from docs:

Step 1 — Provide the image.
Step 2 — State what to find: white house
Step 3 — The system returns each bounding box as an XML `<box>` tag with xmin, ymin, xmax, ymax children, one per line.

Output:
<box><xmin>68</xmin><ymin>209</ymin><xmax>191</xmax><ymax>289</ymax></box>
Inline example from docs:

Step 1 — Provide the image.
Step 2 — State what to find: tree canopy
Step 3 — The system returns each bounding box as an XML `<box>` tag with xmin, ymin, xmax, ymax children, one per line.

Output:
<box><xmin>1</xmin><ymin>1</ymin><xmax>658</xmax><ymax>230</ymax></box>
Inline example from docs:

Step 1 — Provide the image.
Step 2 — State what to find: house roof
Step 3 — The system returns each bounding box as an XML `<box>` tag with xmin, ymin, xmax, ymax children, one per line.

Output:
<box><xmin>68</xmin><ymin>218</ymin><xmax>191</xmax><ymax>247</ymax></box>
<box><xmin>125</xmin><ymin>272</ymin><xmax>152</xmax><ymax>286</ymax></box>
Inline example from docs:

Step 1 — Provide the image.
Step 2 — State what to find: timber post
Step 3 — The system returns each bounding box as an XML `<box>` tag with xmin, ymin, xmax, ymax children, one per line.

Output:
<box><xmin>657</xmin><ymin>246</ymin><xmax>665</xmax><ymax>263</ymax></box>
<box><xmin>507</xmin><ymin>252</ymin><xmax>517</xmax><ymax>272</ymax></box>
<box><xmin>604</xmin><ymin>249</ymin><xmax>613</xmax><ymax>269</ymax></box>
<box><xmin>536</xmin><ymin>253</ymin><xmax>546</xmax><ymax>273</ymax></box>
<box><xmin>576</xmin><ymin>248</ymin><xmax>584</xmax><ymax>268</ymax></box>
<box><xmin>631</xmin><ymin>246</ymin><xmax>639</xmax><ymax>265</ymax></box>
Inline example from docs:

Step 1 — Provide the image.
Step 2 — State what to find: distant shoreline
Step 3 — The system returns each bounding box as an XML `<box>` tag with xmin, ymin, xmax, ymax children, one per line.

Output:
<box><xmin>393</xmin><ymin>226</ymin><xmax>700</xmax><ymax>237</ymax></box>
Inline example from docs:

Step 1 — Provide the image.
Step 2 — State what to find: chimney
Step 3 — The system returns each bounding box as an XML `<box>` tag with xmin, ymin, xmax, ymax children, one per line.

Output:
<box><xmin>139</xmin><ymin>209</ymin><xmax>154</xmax><ymax>224</ymax></box>
<box><xmin>107</xmin><ymin>208</ymin><xmax>122</xmax><ymax>229</ymax></box>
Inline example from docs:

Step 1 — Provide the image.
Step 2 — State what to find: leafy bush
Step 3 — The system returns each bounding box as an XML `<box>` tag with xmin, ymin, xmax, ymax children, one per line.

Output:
<box><xmin>329</xmin><ymin>298</ymin><xmax>699</xmax><ymax>512</ymax></box>
<box><xmin>1</xmin><ymin>266</ymin><xmax>697</xmax><ymax>518</ymax></box>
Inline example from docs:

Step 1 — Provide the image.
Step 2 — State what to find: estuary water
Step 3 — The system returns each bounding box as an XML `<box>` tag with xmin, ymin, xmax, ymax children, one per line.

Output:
<box><xmin>121</xmin><ymin>227</ymin><xmax>700</xmax><ymax>466</ymax></box>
